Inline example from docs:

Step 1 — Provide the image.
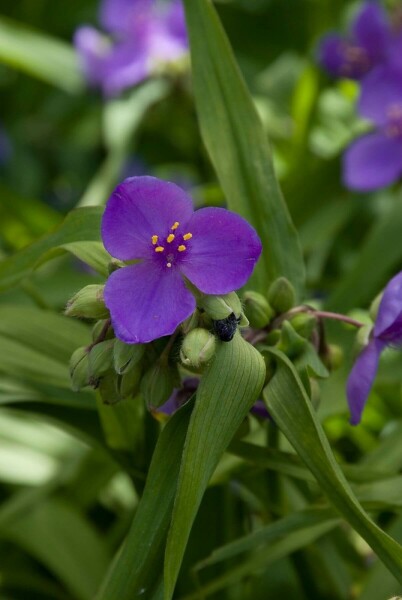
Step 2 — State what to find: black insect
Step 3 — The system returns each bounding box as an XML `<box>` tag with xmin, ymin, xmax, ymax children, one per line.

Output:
<box><xmin>212</xmin><ymin>312</ymin><xmax>240</xmax><ymax>342</ymax></box>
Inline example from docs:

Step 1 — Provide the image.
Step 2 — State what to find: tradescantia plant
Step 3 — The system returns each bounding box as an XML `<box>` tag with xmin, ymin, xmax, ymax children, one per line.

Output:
<box><xmin>2</xmin><ymin>1</ymin><xmax>402</xmax><ymax>599</ymax></box>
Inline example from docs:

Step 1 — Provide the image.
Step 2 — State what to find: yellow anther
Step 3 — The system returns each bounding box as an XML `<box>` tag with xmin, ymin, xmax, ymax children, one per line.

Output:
<box><xmin>155</xmin><ymin>246</ymin><xmax>165</xmax><ymax>253</ymax></box>
<box><xmin>171</xmin><ymin>222</ymin><xmax>179</xmax><ymax>230</ymax></box>
<box><xmin>167</xmin><ymin>234</ymin><xmax>175</xmax><ymax>243</ymax></box>
<box><xmin>178</xmin><ymin>245</ymin><xmax>186</xmax><ymax>252</ymax></box>
<box><xmin>151</xmin><ymin>235</ymin><xmax>158</xmax><ymax>245</ymax></box>
<box><xmin>166</xmin><ymin>262</ymin><xmax>172</xmax><ymax>268</ymax></box>
<box><xmin>183</xmin><ymin>233</ymin><xmax>192</xmax><ymax>241</ymax></box>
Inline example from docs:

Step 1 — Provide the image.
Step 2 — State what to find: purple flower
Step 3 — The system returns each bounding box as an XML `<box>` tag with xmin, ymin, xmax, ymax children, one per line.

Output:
<box><xmin>318</xmin><ymin>2</ymin><xmax>394</xmax><ymax>80</ymax></box>
<box><xmin>346</xmin><ymin>271</ymin><xmax>402</xmax><ymax>425</ymax></box>
<box><xmin>342</xmin><ymin>64</ymin><xmax>402</xmax><ymax>190</ymax></box>
<box><xmin>74</xmin><ymin>0</ymin><xmax>188</xmax><ymax>96</ymax></box>
<box><xmin>101</xmin><ymin>176</ymin><xmax>262</xmax><ymax>343</ymax></box>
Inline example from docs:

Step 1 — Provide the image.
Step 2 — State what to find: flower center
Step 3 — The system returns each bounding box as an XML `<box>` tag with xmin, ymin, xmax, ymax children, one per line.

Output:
<box><xmin>385</xmin><ymin>103</ymin><xmax>402</xmax><ymax>140</ymax></box>
<box><xmin>339</xmin><ymin>43</ymin><xmax>371</xmax><ymax>78</ymax></box>
<box><xmin>151</xmin><ymin>221</ymin><xmax>193</xmax><ymax>268</ymax></box>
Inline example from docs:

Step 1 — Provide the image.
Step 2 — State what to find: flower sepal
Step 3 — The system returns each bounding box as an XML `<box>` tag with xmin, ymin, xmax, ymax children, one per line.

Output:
<box><xmin>69</xmin><ymin>347</ymin><xmax>90</xmax><ymax>392</ymax></box>
<box><xmin>243</xmin><ymin>291</ymin><xmax>273</xmax><ymax>329</ymax></box>
<box><xmin>267</xmin><ymin>277</ymin><xmax>296</xmax><ymax>314</ymax></box>
<box><xmin>141</xmin><ymin>362</ymin><xmax>180</xmax><ymax>409</ymax></box>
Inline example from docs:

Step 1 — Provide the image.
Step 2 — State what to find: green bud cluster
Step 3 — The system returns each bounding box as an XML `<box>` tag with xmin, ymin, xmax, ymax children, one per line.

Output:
<box><xmin>65</xmin><ymin>285</ymin><xmax>109</xmax><ymax>320</ymax></box>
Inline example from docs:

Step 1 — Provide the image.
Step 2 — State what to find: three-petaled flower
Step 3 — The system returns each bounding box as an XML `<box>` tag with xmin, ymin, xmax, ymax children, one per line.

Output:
<box><xmin>101</xmin><ymin>176</ymin><xmax>262</xmax><ymax>343</ymax></box>
<box><xmin>347</xmin><ymin>271</ymin><xmax>402</xmax><ymax>425</ymax></box>
<box><xmin>318</xmin><ymin>1</ymin><xmax>401</xmax><ymax>81</ymax></box>
<box><xmin>343</xmin><ymin>65</ymin><xmax>402</xmax><ymax>190</ymax></box>
<box><xmin>74</xmin><ymin>0</ymin><xmax>188</xmax><ymax>96</ymax></box>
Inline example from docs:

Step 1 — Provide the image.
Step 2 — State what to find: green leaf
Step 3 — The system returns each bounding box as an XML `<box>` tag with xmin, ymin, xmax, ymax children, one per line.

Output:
<box><xmin>327</xmin><ymin>197</ymin><xmax>402</xmax><ymax>311</ymax></box>
<box><xmin>0</xmin><ymin>16</ymin><xmax>84</xmax><ymax>93</ymax></box>
<box><xmin>164</xmin><ymin>333</ymin><xmax>265</xmax><ymax>599</ymax></box>
<box><xmin>182</xmin><ymin>0</ymin><xmax>304</xmax><ymax>296</ymax></box>
<box><xmin>262</xmin><ymin>348</ymin><xmax>402</xmax><ymax>584</ymax></box>
<box><xmin>0</xmin><ymin>207</ymin><xmax>103</xmax><ymax>291</ymax></box>
<box><xmin>96</xmin><ymin>399</ymin><xmax>195</xmax><ymax>600</ymax></box>
<box><xmin>0</xmin><ymin>498</ymin><xmax>110</xmax><ymax>600</ymax></box>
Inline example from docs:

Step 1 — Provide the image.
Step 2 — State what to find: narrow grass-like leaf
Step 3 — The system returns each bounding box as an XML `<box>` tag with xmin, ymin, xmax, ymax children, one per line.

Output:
<box><xmin>262</xmin><ymin>348</ymin><xmax>402</xmax><ymax>583</ymax></box>
<box><xmin>96</xmin><ymin>400</ymin><xmax>194</xmax><ymax>600</ymax></box>
<box><xmin>0</xmin><ymin>207</ymin><xmax>103</xmax><ymax>291</ymax></box>
<box><xmin>0</xmin><ymin>16</ymin><xmax>83</xmax><ymax>93</ymax></box>
<box><xmin>164</xmin><ymin>333</ymin><xmax>265</xmax><ymax>599</ymax></box>
<box><xmin>182</xmin><ymin>0</ymin><xmax>304</xmax><ymax>296</ymax></box>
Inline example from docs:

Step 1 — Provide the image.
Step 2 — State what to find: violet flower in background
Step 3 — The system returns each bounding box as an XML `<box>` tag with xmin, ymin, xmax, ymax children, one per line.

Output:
<box><xmin>318</xmin><ymin>1</ymin><xmax>398</xmax><ymax>80</ymax></box>
<box><xmin>342</xmin><ymin>65</ymin><xmax>402</xmax><ymax>190</ymax></box>
<box><xmin>74</xmin><ymin>0</ymin><xmax>188</xmax><ymax>96</ymax></box>
<box><xmin>347</xmin><ymin>271</ymin><xmax>402</xmax><ymax>425</ymax></box>
<box><xmin>101</xmin><ymin>176</ymin><xmax>262</xmax><ymax>343</ymax></box>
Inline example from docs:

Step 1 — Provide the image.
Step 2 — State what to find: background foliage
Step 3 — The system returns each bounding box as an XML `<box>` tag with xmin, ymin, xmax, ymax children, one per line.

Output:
<box><xmin>1</xmin><ymin>0</ymin><xmax>402</xmax><ymax>599</ymax></box>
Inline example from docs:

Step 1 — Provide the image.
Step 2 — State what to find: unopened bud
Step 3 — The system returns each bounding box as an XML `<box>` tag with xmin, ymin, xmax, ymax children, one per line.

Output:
<box><xmin>141</xmin><ymin>363</ymin><xmax>179</xmax><ymax>409</ymax></box>
<box><xmin>180</xmin><ymin>328</ymin><xmax>216</xmax><ymax>369</ymax></box>
<box><xmin>265</xmin><ymin>329</ymin><xmax>281</xmax><ymax>346</ymax></box>
<box><xmin>369</xmin><ymin>292</ymin><xmax>382</xmax><ymax>322</ymax></box>
<box><xmin>322</xmin><ymin>344</ymin><xmax>344</xmax><ymax>371</ymax></box>
<box><xmin>65</xmin><ymin>285</ymin><xmax>109</xmax><ymax>319</ymax></box>
<box><xmin>243</xmin><ymin>291</ymin><xmax>273</xmax><ymax>328</ymax></box>
<box><xmin>267</xmin><ymin>277</ymin><xmax>296</xmax><ymax>314</ymax></box>
<box><xmin>118</xmin><ymin>363</ymin><xmax>142</xmax><ymax>399</ymax></box>
<box><xmin>92</xmin><ymin>319</ymin><xmax>113</xmax><ymax>342</ymax></box>
<box><xmin>289</xmin><ymin>312</ymin><xmax>317</xmax><ymax>339</ymax></box>
<box><xmin>69</xmin><ymin>347</ymin><xmax>89</xmax><ymax>391</ymax></box>
<box><xmin>355</xmin><ymin>324</ymin><xmax>373</xmax><ymax>354</ymax></box>
<box><xmin>201</xmin><ymin>292</ymin><xmax>242</xmax><ymax>320</ymax></box>
<box><xmin>88</xmin><ymin>340</ymin><xmax>114</xmax><ymax>385</ymax></box>
<box><xmin>98</xmin><ymin>371</ymin><xmax>120</xmax><ymax>405</ymax></box>
<box><xmin>113</xmin><ymin>339</ymin><xmax>144</xmax><ymax>374</ymax></box>
<box><xmin>277</xmin><ymin>321</ymin><xmax>305</xmax><ymax>358</ymax></box>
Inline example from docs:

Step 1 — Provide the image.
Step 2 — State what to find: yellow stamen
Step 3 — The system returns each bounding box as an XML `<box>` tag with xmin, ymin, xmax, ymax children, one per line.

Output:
<box><xmin>178</xmin><ymin>245</ymin><xmax>186</xmax><ymax>252</ymax></box>
<box><xmin>155</xmin><ymin>246</ymin><xmax>164</xmax><ymax>253</ymax></box>
<box><xmin>183</xmin><ymin>233</ymin><xmax>192</xmax><ymax>241</ymax></box>
<box><xmin>171</xmin><ymin>222</ymin><xmax>179</xmax><ymax>230</ymax></box>
<box><xmin>166</xmin><ymin>262</ymin><xmax>172</xmax><ymax>268</ymax></box>
<box><xmin>151</xmin><ymin>235</ymin><xmax>158</xmax><ymax>245</ymax></box>
<box><xmin>167</xmin><ymin>234</ymin><xmax>175</xmax><ymax>243</ymax></box>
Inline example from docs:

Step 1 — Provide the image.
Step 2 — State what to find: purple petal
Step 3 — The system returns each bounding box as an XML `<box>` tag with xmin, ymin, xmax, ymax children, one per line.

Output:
<box><xmin>74</xmin><ymin>26</ymin><xmax>110</xmax><ymax>87</ymax></box>
<box><xmin>358</xmin><ymin>65</ymin><xmax>402</xmax><ymax>125</ymax></box>
<box><xmin>104</xmin><ymin>262</ymin><xmax>196</xmax><ymax>343</ymax></box>
<box><xmin>180</xmin><ymin>207</ymin><xmax>262</xmax><ymax>295</ymax></box>
<box><xmin>147</xmin><ymin>21</ymin><xmax>188</xmax><ymax>63</ymax></box>
<box><xmin>99</xmin><ymin>0</ymin><xmax>151</xmax><ymax>35</ymax></box>
<box><xmin>101</xmin><ymin>176</ymin><xmax>194</xmax><ymax>261</ymax></box>
<box><xmin>250</xmin><ymin>400</ymin><xmax>271</xmax><ymax>420</ymax></box>
<box><xmin>158</xmin><ymin>377</ymin><xmax>199</xmax><ymax>415</ymax></box>
<box><xmin>346</xmin><ymin>338</ymin><xmax>385</xmax><ymax>425</ymax></box>
<box><xmin>374</xmin><ymin>271</ymin><xmax>402</xmax><ymax>339</ymax></box>
<box><xmin>352</xmin><ymin>1</ymin><xmax>389</xmax><ymax>62</ymax></box>
<box><xmin>342</xmin><ymin>132</ymin><xmax>402</xmax><ymax>191</ymax></box>
<box><xmin>100</xmin><ymin>41</ymin><xmax>149</xmax><ymax>96</ymax></box>
<box><xmin>165</xmin><ymin>0</ymin><xmax>187</xmax><ymax>46</ymax></box>
<box><xmin>318</xmin><ymin>34</ymin><xmax>349</xmax><ymax>78</ymax></box>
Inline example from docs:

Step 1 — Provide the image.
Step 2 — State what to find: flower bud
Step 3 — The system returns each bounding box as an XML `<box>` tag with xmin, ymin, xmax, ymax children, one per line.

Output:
<box><xmin>355</xmin><ymin>323</ymin><xmax>373</xmax><ymax>354</ymax></box>
<box><xmin>91</xmin><ymin>319</ymin><xmax>113</xmax><ymax>342</ymax></box>
<box><xmin>88</xmin><ymin>340</ymin><xmax>114</xmax><ymax>386</ymax></box>
<box><xmin>267</xmin><ymin>277</ymin><xmax>296</xmax><ymax>314</ymax></box>
<box><xmin>118</xmin><ymin>363</ymin><xmax>142</xmax><ymax>399</ymax></box>
<box><xmin>69</xmin><ymin>347</ymin><xmax>90</xmax><ymax>391</ymax></box>
<box><xmin>243</xmin><ymin>291</ymin><xmax>273</xmax><ymax>328</ymax></box>
<box><xmin>141</xmin><ymin>363</ymin><xmax>179</xmax><ymax>409</ymax></box>
<box><xmin>322</xmin><ymin>344</ymin><xmax>344</xmax><ymax>371</ymax></box>
<box><xmin>65</xmin><ymin>285</ymin><xmax>109</xmax><ymax>320</ymax></box>
<box><xmin>265</xmin><ymin>329</ymin><xmax>281</xmax><ymax>346</ymax></box>
<box><xmin>369</xmin><ymin>292</ymin><xmax>382</xmax><ymax>322</ymax></box>
<box><xmin>180</xmin><ymin>328</ymin><xmax>216</xmax><ymax>369</ymax></box>
<box><xmin>277</xmin><ymin>321</ymin><xmax>305</xmax><ymax>358</ymax></box>
<box><xmin>289</xmin><ymin>312</ymin><xmax>317</xmax><ymax>339</ymax></box>
<box><xmin>98</xmin><ymin>371</ymin><xmax>121</xmax><ymax>405</ymax></box>
<box><xmin>113</xmin><ymin>339</ymin><xmax>145</xmax><ymax>374</ymax></box>
<box><xmin>201</xmin><ymin>292</ymin><xmax>242</xmax><ymax>320</ymax></box>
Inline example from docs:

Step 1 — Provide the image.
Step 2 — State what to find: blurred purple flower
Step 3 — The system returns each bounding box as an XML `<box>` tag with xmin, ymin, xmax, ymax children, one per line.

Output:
<box><xmin>318</xmin><ymin>1</ymin><xmax>399</xmax><ymax>80</ymax></box>
<box><xmin>347</xmin><ymin>271</ymin><xmax>402</xmax><ymax>425</ymax></box>
<box><xmin>101</xmin><ymin>176</ymin><xmax>262</xmax><ymax>343</ymax></box>
<box><xmin>74</xmin><ymin>0</ymin><xmax>188</xmax><ymax>96</ymax></box>
<box><xmin>343</xmin><ymin>65</ymin><xmax>402</xmax><ymax>190</ymax></box>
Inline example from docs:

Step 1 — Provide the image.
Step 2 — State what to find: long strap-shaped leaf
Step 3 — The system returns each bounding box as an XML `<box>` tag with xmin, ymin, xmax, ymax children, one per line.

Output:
<box><xmin>262</xmin><ymin>348</ymin><xmax>402</xmax><ymax>583</ymax></box>
<box><xmin>96</xmin><ymin>400</ymin><xmax>194</xmax><ymax>600</ymax></box>
<box><xmin>164</xmin><ymin>333</ymin><xmax>265</xmax><ymax>599</ymax></box>
<box><xmin>182</xmin><ymin>0</ymin><xmax>304</xmax><ymax>297</ymax></box>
